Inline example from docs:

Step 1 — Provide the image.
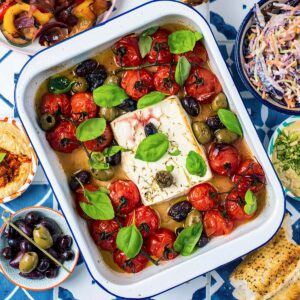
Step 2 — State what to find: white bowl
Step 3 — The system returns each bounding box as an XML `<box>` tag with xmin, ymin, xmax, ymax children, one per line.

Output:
<box><xmin>0</xmin><ymin>206</ymin><xmax>79</xmax><ymax>291</ymax></box>
<box><xmin>14</xmin><ymin>1</ymin><xmax>285</xmax><ymax>298</ymax></box>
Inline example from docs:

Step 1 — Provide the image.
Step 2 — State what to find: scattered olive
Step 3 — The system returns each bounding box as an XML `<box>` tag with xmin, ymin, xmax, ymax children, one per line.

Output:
<box><xmin>144</xmin><ymin>123</ymin><xmax>157</xmax><ymax>136</ymax></box>
<box><xmin>155</xmin><ymin>171</ymin><xmax>174</xmax><ymax>188</ymax></box>
<box><xmin>58</xmin><ymin>235</ymin><xmax>73</xmax><ymax>251</ymax></box>
<box><xmin>185</xmin><ymin>210</ymin><xmax>202</xmax><ymax>227</ymax></box>
<box><xmin>181</xmin><ymin>96</ymin><xmax>200</xmax><ymax>117</ymax></box>
<box><xmin>192</xmin><ymin>121</ymin><xmax>212</xmax><ymax>144</ymax></box>
<box><xmin>168</xmin><ymin>201</ymin><xmax>192</xmax><ymax>222</ymax></box>
<box><xmin>211</xmin><ymin>92</ymin><xmax>228</xmax><ymax>111</ymax></box>
<box><xmin>9</xmin><ymin>251</ymin><xmax>23</xmax><ymax>269</ymax></box>
<box><xmin>15</xmin><ymin>220</ymin><xmax>33</xmax><ymax>237</ymax></box>
<box><xmin>175</xmin><ymin>227</ymin><xmax>184</xmax><ymax>236</ymax></box>
<box><xmin>20</xmin><ymin>270</ymin><xmax>45</xmax><ymax>279</ymax></box>
<box><xmin>3</xmin><ymin>225</ymin><xmax>16</xmax><ymax>239</ymax></box>
<box><xmin>69</xmin><ymin>170</ymin><xmax>91</xmax><ymax>192</ymax></box>
<box><xmin>19</xmin><ymin>252</ymin><xmax>39</xmax><ymax>273</ymax></box>
<box><xmin>75</xmin><ymin>59</ymin><xmax>98</xmax><ymax>77</ymax></box>
<box><xmin>197</xmin><ymin>233</ymin><xmax>209</xmax><ymax>248</ymax></box>
<box><xmin>38</xmin><ymin>218</ymin><xmax>62</xmax><ymax>235</ymax></box>
<box><xmin>20</xmin><ymin>240</ymin><xmax>34</xmax><ymax>252</ymax></box>
<box><xmin>48</xmin><ymin>248</ymin><xmax>60</xmax><ymax>261</ymax></box>
<box><xmin>215</xmin><ymin>129</ymin><xmax>238</xmax><ymax>144</ymax></box>
<box><xmin>45</xmin><ymin>267</ymin><xmax>59</xmax><ymax>279</ymax></box>
<box><xmin>25</xmin><ymin>212</ymin><xmax>41</xmax><ymax>226</ymax></box>
<box><xmin>106</xmin><ymin>151</ymin><xmax>121</xmax><ymax>166</ymax></box>
<box><xmin>104</xmin><ymin>75</ymin><xmax>120</xmax><ymax>85</ymax></box>
<box><xmin>71</xmin><ymin>77</ymin><xmax>88</xmax><ymax>93</ymax></box>
<box><xmin>117</xmin><ymin>98</ymin><xmax>137</xmax><ymax>112</ymax></box>
<box><xmin>33</xmin><ymin>225</ymin><xmax>53</xmax><ymax>250</ymax></box>
<box><xmin>91</xmin><ymin>167</ymin><xmax>115</xmax><ymax>181</ymax></box>
<box><xmin>40</xmin><ymin>113</ymin><xmax>56</xmax><ymax>131</ymax></box>
<box><xmin>206</xmin><ymin>115</ymin><xmax>224</xmax><ymax>131</ymax></box>
<box><xmin>37</xmin><ymin>257</ymin><xmax>51</xmax><ymax>273</ymax></box>
<box><xmin>99</xmin><ymin>107</ymin><xmax>119</xmax><ymax>122</ymax></box>
<box><xmin>8</xmin><ymin>237</ymin><xmax>21</xmax><ymax>250</ymax></box>
<box><xmin>61</xmin><ymin>250</ymin><xmax>74</xmax><ymax>261</ymax></box>
<box><xmin>86</xmin><ymin>65</ymin><xmax>107</xmax><ymax>91</ymax></box>
<box><xmin>2</xmin><ymin>247</ymin><xmax>14</xmax><ymax>259</ymax></box>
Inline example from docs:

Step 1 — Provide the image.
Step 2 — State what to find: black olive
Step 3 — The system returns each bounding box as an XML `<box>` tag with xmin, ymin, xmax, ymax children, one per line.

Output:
<box><xmin>69</xmin><ymin>170</ymin><xmax>91</xmax><ymax>192</ymax></box>
<box><xmin>196</xmin><ymin>233</ymin><xmax>209</xmax><ymax>248</ymax></box>
<box><xmin>20</xmin><ymin>239</ymin><xmax>34</xmax><ymax>252</ymax></box>
<box><xmin>168</xmin><ymin>201</ymin><xmax>192</xmax><ymax>222</ymax></box>
<box><xmin>61</xmin><ymin>250</ymin><xmax>74</xmax><ymax>261</ymax></box>
<box><xmin>144</xmin><ymin>123</ymin><xmax>157</xmax><ymax>136</ymax></box>
<box><xmin>86</xmin><ymin>65</ymin><xmax>108</xmax><ymax>91</ymax></box>
<box><xmin>20</xmin><ymin>270</ymin><xmax>45</xmax><ymax>279</ymax></box>
<box><xmin>3</xmin><ymin>225</ymin><xmax>17</xmax><ymax>239</ymax></box>
<box><xmin>181</xmin><ymin>96</ymin><xmax>200</xmax><ymax>117</ymax></box>
<box><xmin>8</xmin><ymin>237</ymin><xmax>22</xmax><ymax>250</ymax></box>
<box><xmin>175</xmin><ymin>227</ymin><xmax>184</xmax><ymax>236</ymax></box>
<box><xmin>48</xmin><ymin>248</ymin><xmax>60</xmax><ymax>261</ymax></box>
<box><xmin>45</xmin><ymin>267</ymin><xmax>59</xmax><ymax>279</ymax></box>
<box><xmin>155</xmin><ymin>171</ymin><xmax>174</xmax><ymax>188</ymax></box>
<box><xmin>37</xmin><ymin>257</ymin><xmax>51</xmax><ymax>273</ymax></box>
<box><xmin>37</xmin><ymin>218</ymin><xmax>62</xmax><ymax>235</ymax></box>
<box><xmin>117</xmin><ymin>98</ymin><xmax>137</xmax><ymax>112</ymax></box>
<box><xmin>2</xmin><ymin>247</ymin><xmax>14</xmax><ymax>259</ymax></box>
<box><xmin>106</xmin><ymin>151</ymin><xmax>121</xmax><ymax>166</ymax></box>
<box><xmin>15</xmin><ymin>220</ymin><xmax>33</xmax><ymax>237</ymax></box>
<box><xmin>75</xmin><ymin>59</ymin><xmax>98</xmax><ymax>77</ymax></box>
<box><xmin>206</xmin><ymin>115</ymin><xmax>224</xmax><ymax>131</ymax></box>
<box><xmin>9</xmin><ymin>251</ymin><xmax>23</xmax><ymax>269</ymax></box>
<box><xmin>25</xmin><ymin>212</ymin><xmax>41</xmax><ymax>226</ymax></box>
<box><xmin>58</xmin><ymin>235</ymin><xmax>73</xmax><ymax>252</ymax></box>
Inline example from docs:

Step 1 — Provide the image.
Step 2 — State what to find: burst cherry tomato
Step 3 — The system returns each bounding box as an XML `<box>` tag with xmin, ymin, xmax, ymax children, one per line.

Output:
<box><xmin>124</xmin><ymin>206</ymin><xmax>159</xmax><ymax>238</ymax></box>
<box><xmin>84</xmin><ymin>124</ymin><xmax>113</xmax><ymax>152</ymax></box>
<box><xmin>185</xmin><ymin>67</ymin><xmax>222</xmax><ymax>102</ymax></box>
<box><xmin>90</xmin><ymin>219</ymin><xmax>120</xmax><ymax>251</ymax></box>
<box><xmin>121</xmin><ymin>70</ymin><xmax>153</xmax><ymax>100</ymax></box>
<box><xmin>146</xmin><ymin>228</ymin><xmax>178</xmax><ymax>260</ymax></box>
<box><xmin>147</xmin><ymin>29</ymin><xmax>173</xmax><ymax>64</ymax></box>
<box><xmin>40</xmin><ymin>93</ymin><xmax>71</xmax><ymax>118</ymax></box>
<box><xmin>232</xmin><ymin>159</ymin><xmax>266</xmax><ymax>193</ymax></box>
<box><xmin>175</xmin><ymin>42</ymin><xmax>208</xmax><ymax>66</ymax></box>
<box><xmin>114</xmin><ymin>35</ymin><xmax>142</xmax><ymax>67</ymax></box>
<box><xmin>208</xmin><ymin>143</ymin><xmax>240</xmax><ymax>176</ymax></box>
<box><xmin>109</xmin><ymin>180</ymin><xmax>141</xmax><ymax>215</ymax></box>
<box><xmin>46</xmin><ymin>120</ymin><xmax>79</xmax><ymax>153</ymax></box>
<box><xmin>153</xmin><ymin>66</ymin><xmax>180</xmax><ymax>95</ymax></box>
<box><xmin>188</xmin><ymin>183</ymin><xmax>218</xmax><ymax>211</ymax></box>
<box><xmin>113</xmin><ymin>249</ymin><xmax>148</xmax><ymax>273</ymax></box>
<box><xmin>70</xmin><ymin>92</ymin><xmax>97</xmax><ymax>123</ymax></box>
<box><xmin>203</xmin><ymin>209</ymin><xmax>234</xmax><ymax>237</ymax></box>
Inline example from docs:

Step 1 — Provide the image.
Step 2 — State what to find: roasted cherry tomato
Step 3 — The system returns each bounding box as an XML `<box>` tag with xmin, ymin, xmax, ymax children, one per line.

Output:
<box><xmin>146</xmin><ymin>228</ymin><xmax>178</xmax><ymax>260</ymax></box>
<box><xmin>40</xmin><ymin>93</ymin><xmax>71</xmax><ymax>118</ymax></box>
<box><xmin>113</xmin><ymin>249</ymin><xmax>148</xmax><ymax>273</ymax></box>
<box><xmin>153</xmin><ymin>66</ymin><xmax>180</xmax><ymax>95</ymax></box>
<box><xmin>46</xmin><ymin>120</ymin><xmax>79</xmax><ymax>153</ymax></box>
<box><xmin>109</xmin><ymin>180</ymin><xmax>141</xmax><ymax>215</ymax></box>
<box><xmin>208</xmin><ymin>143</ymin><xmax>240</xmax><ymax>176</ymax></box>
<box><xmin>147</xmin><ymin>29</ymin><xmax>173</xmax><ymax>64</ymax></box>
<box><xmin>84</xmin><ymin>124</ymin><xmax>113</xmax><ymax>152</ymax></box>
<box><xmin>114</xmin><ymin>35</ymin><xmax>142</xmax><ymax>67</ymax></box>
<box><xmin>232</xmin><ymin>159</ymin><xmax>266</xmax><ymax>193</ymax></box>
<box><xmin>90</xmin><ymin>219</ymin><xmax>120</xmax><ymax>251</ymax></box>
<box><xmin>70</xmin><ymin>92</ymin><xmax>98</xmax><ymax>123</ymax></box>
<box><xmin>188</xmin><ymin>183</ymin><xmax>218</xmax><ymax>211</ymax></box>
<box><xmin>185</xmin><ymin>67</ymin><xmax>222</xmax><ymax>102</ymax></box>
<box><xmin>75</xmin><ymin>184</ymin><xmax>99</xmax><ymax>220</ymax></box>
<box><xmin>203</xmin><ymin>209</ymin><xmax>234</xmax><ymax>237</ymax></box>
<box><xmin>121</xmin><ymin>70</ymin><xmax>153</xmax><ymax>100</ymax></box>
<box><xmin>124</xmin><ymin>206</ymin><xmax>159</xmax><ymax>238</ymax></box>
<box><xmin>175</xmin><ymin>41</ymin><xmax>208</xmax><ymax>66</ymax></box>
<box><xmin>225</xmin><ymin>190</ymin><xmax>254</xmax><ymax>221</ymax></box>
<box><xmin>0</xmin><ymin>2</ymin><xmax>15</xmax><ymax>23</ymax></box>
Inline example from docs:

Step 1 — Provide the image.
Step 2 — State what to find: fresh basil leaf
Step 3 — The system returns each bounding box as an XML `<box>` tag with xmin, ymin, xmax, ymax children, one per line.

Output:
<box><xmin>166</xmin><ymin>165</ymin><xmax>174</xmax><ymax>172</ymax></box>
<box><xmin>116</xmin><ymin>224</ymin><xmax>143</xmax><ymax>259</ymax></box>
<box><xmin>244</xmin><ymin>190</ymin><xmax>257</xmax><ymax>215</ymax></box>
<box><xmin>48</xmin><ymin>76</ymin><xmax>74</xmax><ymax>94</ymax></box>
<box><xmin>186</xmin><ymin>151</ymin><xmax>207</xmax><ymax>176</ymax></box>
<box><xmin>194</xmin><ymin>32</ymin><xmax>203</xmax><ymax>41</ymax></box>
<box><xmin>141</xmin><ymin>26</ymin><xmax>159</xmax><ymax>37</ymax></box>
<box><xmin>168</xmin><ymin>30</ymin><xmax>203</xmax><ymax>54</ymax></box>
<box><xmin>0</xmin><ymin>153</ymin><xmax>6</xmax><ymax>163</ymax></box>
<box><xmin>103</xmin><ymin>145</ymin><xmax>124</xmax><ymax>157</ymax></box>
<box><xmin>169</xmin><ymin>148</ymin><xmax>181</xmax><ymax>156</ymax></box>
<box><xmin>93</xmin><ymin>84</ymin><xmax>128</xmax><ymax>108</ymax></box>
<box><xmin>174</xmin><ymin>222</ymin><xmax>202</xmax><ymax>256</ymax></box>
<box><xmin>218</xmin><ymin>109</ymin><xmax>243</xmax><ymax>137</ymax></box>
<box><xmin>79</xmin><ymin>189</ymin><xmax>115</xmax><ymax>220</ymax></box>
<box><xmin>135</xmin><ymin>133</ymin><xmax>169</xmax><ymax>162</ymax></box>
<box><xmin>139</xmin><ymin>35</ymin><xmax>152</xmax><ymax>58</ymax></box>
<box><xmin>76</xmin><ymin>118</ymin><xmax>106</xmax><ymax>142</ymax></box>
<box><xmin>175</xmin><ymin>56</ymin><xmax>191</xmax><ymax>86</ymax></box>
<box><xmin>89</xmin><ymin>152</ymin><xmax>110</xmax><ymax>170</ymax></box>
<box><xmin>137</xmin><ymin>91</ymin><xmax>166</xmax><ymax>109</ymax></box>
<box><xmin>99</xmin><ymin>186</ymin><xmax>110</xmax><ymax>194</ymax></box>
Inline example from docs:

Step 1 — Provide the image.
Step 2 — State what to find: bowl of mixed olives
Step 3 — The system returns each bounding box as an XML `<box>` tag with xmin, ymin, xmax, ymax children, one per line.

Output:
<box><xmin>0</xmin><ymin>207</ymin><xmax>79</xmax><ymax>291</ymax></box>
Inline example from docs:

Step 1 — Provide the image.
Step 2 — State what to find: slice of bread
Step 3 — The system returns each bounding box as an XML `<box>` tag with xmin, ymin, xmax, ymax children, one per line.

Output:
<box><xmin>230</xmin><ymin>214</ymin><xmax>300</xmax><ymax>300</ymax></box>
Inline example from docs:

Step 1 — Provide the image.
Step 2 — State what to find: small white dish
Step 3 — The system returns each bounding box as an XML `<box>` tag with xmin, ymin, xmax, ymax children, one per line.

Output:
<box><xmin>0</xmin><ymin>206</ymin><xmax>80</xmax><ymax>291</ymax></box>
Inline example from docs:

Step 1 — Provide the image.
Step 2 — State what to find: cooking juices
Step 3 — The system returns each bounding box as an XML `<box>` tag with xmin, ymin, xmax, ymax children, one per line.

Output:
<box><xmin>35</xmin><ymin>24</ymin><xmax>267</xmax><ymax>273</ymax></box>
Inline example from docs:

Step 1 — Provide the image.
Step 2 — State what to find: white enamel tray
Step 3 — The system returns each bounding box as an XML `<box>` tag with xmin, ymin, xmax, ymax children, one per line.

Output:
<box><xmin>15</xmin><ymin>1</ymin><xmax>285</xmax><ymax>298</ymax></box>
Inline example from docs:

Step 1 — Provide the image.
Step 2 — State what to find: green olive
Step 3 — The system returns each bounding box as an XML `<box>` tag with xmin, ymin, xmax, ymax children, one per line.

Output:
<box><xmin>105</xmin><ymin>75</ymin><xmax>120</xmax><ymax>85</ymax></box>
<box><xmin>33</xmin><ymin>225</ymin><xmax>53</xmax><ymax>250</ymax></box>
<box><xmin>40</xmin><ymin>113</ymin><xmax>56</xmax><ymax>131</ymax></box>
<box><xmin>91</xmin><ymin>167</ymin><xmax>115</xmax><ymax>181</ymax></box>
<box><xmin>211</xmin><ymin>93</ymin><xmax>228</xmax><ymax>111</ymax></box>
<box><xmin>99</xmin><ymin>107</ymin><xmax>119</xmax><ymax>122</ymax></box>
<box><xmin>215</xmin><ymin>128</ymin><xmax>238</xmax><ymax>144</ymax></box>
<box><xmin>71</xmin><ymin>77</ymin><xmax>88</xmax><ymax>93</ymax></box>
<box><xmin>19</xmin><ymin>252</ymin><xmax>39</xmax><ymax>273</ymax></box>
<box><xmin>192</xmin><ymin>121</ymin><xmax>212</xmax><ymax>144</ymax></box>
<box><xmin>185</xmin><ymin>210</ymin><xmax>202</xmax><ymax>227</ymax></box>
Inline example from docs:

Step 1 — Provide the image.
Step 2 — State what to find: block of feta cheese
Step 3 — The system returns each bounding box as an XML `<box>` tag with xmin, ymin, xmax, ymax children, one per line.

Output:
<box><xmin>111</xmin><ymin>96</ymin><xmax>212</xmax><ymax>206</ymax></box>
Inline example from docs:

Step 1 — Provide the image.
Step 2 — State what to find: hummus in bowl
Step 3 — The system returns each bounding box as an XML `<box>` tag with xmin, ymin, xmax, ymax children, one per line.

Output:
<box><xmin>0</xmin><ymin>118</ymin><xmax>37</xmax><ymax>203</ymax></box>
<box><xmin>268</xmin><ymin>116</ymin><xmax>300</xmax><ymax>201</ymax></box>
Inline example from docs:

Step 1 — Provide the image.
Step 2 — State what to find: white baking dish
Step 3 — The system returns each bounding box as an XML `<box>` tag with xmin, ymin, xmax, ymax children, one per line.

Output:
<box><xmin>15</xmin><ymin>1</ymin><xmax>285</xmax><ymax>298</ymax></box>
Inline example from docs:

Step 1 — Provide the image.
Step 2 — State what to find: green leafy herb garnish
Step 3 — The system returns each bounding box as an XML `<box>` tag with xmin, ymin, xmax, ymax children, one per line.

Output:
<box><xmin>48</xmin><ymin>76</ymin><xmax>74</xmax><ymax>94</ymax></box>
<box><xmin>89</xmin><ymin>152</ymin><xmax>110</xmax><ymax>170</ymax></box>
<box><xmin>186</xmin><ymin>151</ymin><xmax>207</xmax><ymax>176</ymax></box>
<box><xmin>137</xmin><ymin>91</ymin><xmax>166</xmax><ymax>109</ymax></box>
<box><xmin>169</xmin><ymin>148</ymin><xmax>181</xmax><ymax>156</ymax></box>
<box><xmin>103</xmin><ymin>145</ymin><xmax>124</xmax><ymax>157</ymax></box>
<box><xmin>166</xmin><ymin>165</ymin><xmax>174</xmax><ymax>172</ymax></box>
<box><xmin>244</xmin><ymin>190</ymin><xmax>257</xmax><ymax>215</ymax></box>
<box><xmin>139</xmin><ymin>35</ymin><xmax>152</xmax><ymax>58</ymax></box>
<box><xmin>141</xmin><ymin>26</ymin><xmax>159</xmax><ymax>37</ymax></box>
<box><xmin>175</xmin><ymin>56</ymin><xmax>191</xmax><ymax>86</ymax></box>
<box><xmin>76</xmin><ymin>118</ymin><xmax>106</xmax><ymax>142</ymax></box>
<box><xmin>218</xmin><ymin>109</ymin><xmax>243</xmax><ymax>137</ymax></box>
<box><xmin>0</xmin><ymin>153</ymin><xmax>6</xmax><ymax>163</ymax></box>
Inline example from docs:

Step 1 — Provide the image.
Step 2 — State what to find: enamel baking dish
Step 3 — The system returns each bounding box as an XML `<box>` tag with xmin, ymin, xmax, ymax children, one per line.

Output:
<box><xmin>15</xmin><ymin>1</ymin><xmax>285</xmax><ymax>298</ymax></box>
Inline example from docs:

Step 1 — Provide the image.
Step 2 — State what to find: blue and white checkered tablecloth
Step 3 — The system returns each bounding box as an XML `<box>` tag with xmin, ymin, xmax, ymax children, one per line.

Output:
<box><xmin>0</xmin><ymin>1</ymin><xmax>299</xmax><ymax>299</ymax></box>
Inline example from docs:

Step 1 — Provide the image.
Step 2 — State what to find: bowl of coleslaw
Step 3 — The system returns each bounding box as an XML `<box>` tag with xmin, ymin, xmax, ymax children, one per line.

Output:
<box><xmin>235</xmin><ymin>0</ymin><xmax>300</xmax><ymax>115</ymax></box>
